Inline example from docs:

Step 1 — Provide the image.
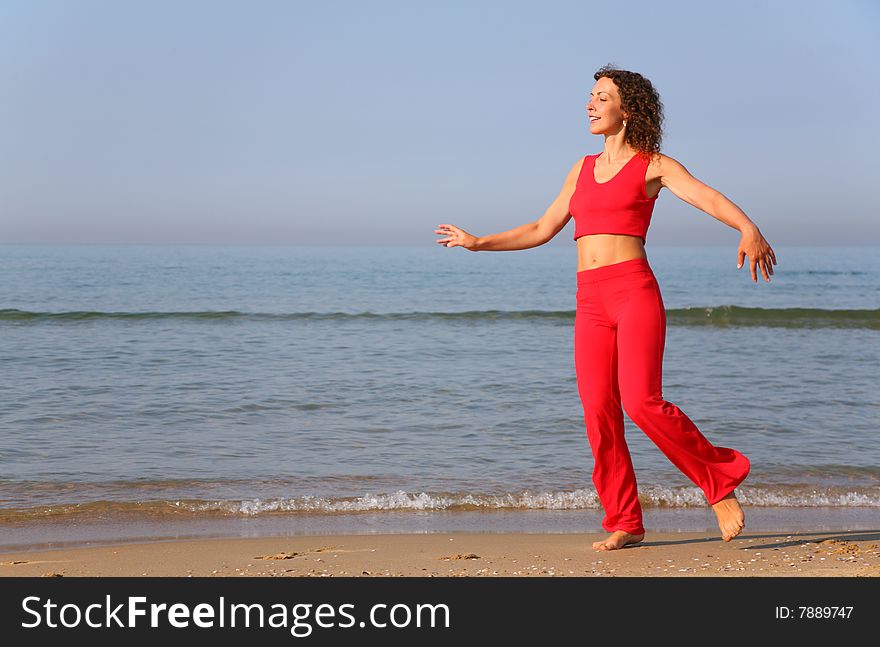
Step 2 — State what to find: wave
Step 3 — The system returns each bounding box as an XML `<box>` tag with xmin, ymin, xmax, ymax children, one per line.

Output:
<box><xmin>1</xmin><ymin>306</ymin><xmax>878</xmax><ymax>329</ymax></box>
<box><xmin>666</xmin><ymin>305</ymin><xmax>880</xmax><ymax>329</ymax></box>
<box><xmin>1</xmin><ymin>485</ymin><xmax>878</xmax><ymax>523</ymax></box>
<box><xmin>779</xmin><ymin>270</ymin><xmax>870</xmax><ymax>275</ymax></box>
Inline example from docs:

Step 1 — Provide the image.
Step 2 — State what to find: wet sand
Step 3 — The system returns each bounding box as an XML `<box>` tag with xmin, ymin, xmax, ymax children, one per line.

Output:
<box><xmin>2</xmin><ymin>529</ymin><xmax>879</xmax><ymax>577</ymax></box>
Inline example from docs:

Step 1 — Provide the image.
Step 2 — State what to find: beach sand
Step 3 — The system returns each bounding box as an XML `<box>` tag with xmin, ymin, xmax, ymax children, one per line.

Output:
<box><xmin>2</xmin><ymin>530</ymin><xmax>879</xmax><ymax>577</ymax></box>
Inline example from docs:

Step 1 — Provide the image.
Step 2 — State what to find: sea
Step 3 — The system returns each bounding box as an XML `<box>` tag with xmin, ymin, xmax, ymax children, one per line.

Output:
<box><xmin>0</xmin><ymin>243</ymin><xmax>877</xmax><ymax>551</ymax></box>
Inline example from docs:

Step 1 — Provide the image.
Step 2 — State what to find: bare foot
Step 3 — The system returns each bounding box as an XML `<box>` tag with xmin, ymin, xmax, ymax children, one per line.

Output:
<box><xmin>592</xmin><ymin>530</ymin><xmax>645</xmax><ymax>551</ymax></box>
<box><xmin>712</xmin><ymin>491</ymin><xmax>745</xmax><ymax>541</ymax></box>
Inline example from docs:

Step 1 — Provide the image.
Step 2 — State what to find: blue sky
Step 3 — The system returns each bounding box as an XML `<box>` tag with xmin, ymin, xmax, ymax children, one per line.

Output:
<box><xmin>1</xmin><ymin>0</ymin><xmax>877</xmax><ymax>245</ymax></box>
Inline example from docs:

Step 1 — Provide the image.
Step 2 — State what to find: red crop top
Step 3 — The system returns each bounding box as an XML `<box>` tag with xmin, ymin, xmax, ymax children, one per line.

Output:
<box><xmin>569</xmin><ymin>152</ymin><xmax>658</xmax><ymax>243</ymax></box>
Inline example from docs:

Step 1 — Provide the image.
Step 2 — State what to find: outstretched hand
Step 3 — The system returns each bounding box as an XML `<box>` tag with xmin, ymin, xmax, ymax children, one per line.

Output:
<box><xmin>435</xmin><ymin>223</ymin><xmax>479</xmax><ymax>251</ymax></box>
<box><xmin>737</xmin><ymin>227</ymin><xmax>777</xmax><ymax>283</ymax></box>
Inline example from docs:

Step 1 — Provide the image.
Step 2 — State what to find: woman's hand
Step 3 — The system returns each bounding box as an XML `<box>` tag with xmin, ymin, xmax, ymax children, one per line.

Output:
<box><xmin>737</xmin><ymin>226</ymin><xmax>777</xmax><ymax>283</ymax></box>
<box><xmin>435</xmin><ymin>223</ymin><xmax>479</xmax><ymax>251</ymax></box>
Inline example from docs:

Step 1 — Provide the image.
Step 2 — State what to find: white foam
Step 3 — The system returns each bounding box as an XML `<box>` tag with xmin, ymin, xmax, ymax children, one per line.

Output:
<box><xmin>169</xmin><ymin>484</ymin><xmax>880</xmax><ymax>516</ymax></box>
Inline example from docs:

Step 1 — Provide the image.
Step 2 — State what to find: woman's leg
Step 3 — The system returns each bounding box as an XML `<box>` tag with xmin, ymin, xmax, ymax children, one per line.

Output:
<box><xmin>611</xmin><ymin>270</ymin><xmax>751</xmax><ymax>506</ymax></box>
<box><xmin>575</xmin><ymin>283</ymin><xmax>645</xmax><ymax>536</ymax></box>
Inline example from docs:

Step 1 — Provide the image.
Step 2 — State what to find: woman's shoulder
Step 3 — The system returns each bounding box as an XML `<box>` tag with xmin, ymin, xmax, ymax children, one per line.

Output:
<box><xmin>653</xmin><ymin>151</ymin><xmax>679</xmax><ymax>165</ymax></box>
<box><xmin>636</xmin><ymin>150</ymin><xmax>672</xmax><ymax>162</ymax></box>
<box><xmin>637</xmin><ymin>151</ymin><xmax>681</xmax><ymax>175</ymax></box>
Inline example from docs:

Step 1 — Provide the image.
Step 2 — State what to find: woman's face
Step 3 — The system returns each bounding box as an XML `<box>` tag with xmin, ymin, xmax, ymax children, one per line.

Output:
<box><xmin>586</xmin><ymin>77</ymin><xmax>627</xmax><ymax>135</ymax></box>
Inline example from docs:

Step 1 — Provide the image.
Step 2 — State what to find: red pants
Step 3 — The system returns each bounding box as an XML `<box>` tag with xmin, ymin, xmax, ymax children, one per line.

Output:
<box><xmin>574</xmin><ymin>257</ymin><xmax>750</xmax><ymax>535</ymax></box>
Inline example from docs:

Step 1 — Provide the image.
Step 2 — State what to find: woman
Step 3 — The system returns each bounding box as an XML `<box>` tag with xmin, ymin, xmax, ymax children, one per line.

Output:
<box><xmin>434</xmin><ymin>65</ymin><xmax>777</xmax><ymax>551</ymax></box>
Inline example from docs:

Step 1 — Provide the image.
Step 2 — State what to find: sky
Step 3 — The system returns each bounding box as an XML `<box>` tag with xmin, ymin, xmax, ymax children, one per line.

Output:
<box><xmin>0</xmin><ymin>0</ymin><xmax>877</xmax><ymax>246</ymax></box>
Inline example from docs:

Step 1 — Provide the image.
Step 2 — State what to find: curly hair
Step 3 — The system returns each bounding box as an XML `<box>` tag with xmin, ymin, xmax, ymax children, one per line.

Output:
<box><xmin>593</xmin><ymin>64</ymin><xmax>664</xmax><ymax>163</ymax></box>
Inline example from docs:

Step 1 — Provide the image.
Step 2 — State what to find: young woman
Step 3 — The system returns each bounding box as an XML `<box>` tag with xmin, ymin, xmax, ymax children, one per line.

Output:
<box><xmin>434</xmin><ymin>65</ymin><xmax>777</xmax><ymax>551</ymax></box>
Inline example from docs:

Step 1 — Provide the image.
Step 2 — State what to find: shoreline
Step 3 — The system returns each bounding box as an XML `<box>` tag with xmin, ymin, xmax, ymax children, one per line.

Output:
<box><xmin>1</xmin><ymin>529</ymin><xmax>879</xmax><ymax>577</ymax></box>
<box><xmin>2</xmin><ymin>506</ymin><xmax>880</xmax><ymax>554</ymax></box>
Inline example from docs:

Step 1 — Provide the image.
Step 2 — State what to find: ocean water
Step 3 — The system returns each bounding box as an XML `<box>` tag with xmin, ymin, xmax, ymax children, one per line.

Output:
<box><xmin>0</xmin><ymin>244</ymin><xmax>878</xmax><ymax>549</ymax></box>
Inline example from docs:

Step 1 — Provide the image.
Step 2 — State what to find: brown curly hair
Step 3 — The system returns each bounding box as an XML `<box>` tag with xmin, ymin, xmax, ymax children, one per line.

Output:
<box><xmin>593</xmin><ymin>64</ymin><xmax>664</xmax><ymax>163</ymax></box>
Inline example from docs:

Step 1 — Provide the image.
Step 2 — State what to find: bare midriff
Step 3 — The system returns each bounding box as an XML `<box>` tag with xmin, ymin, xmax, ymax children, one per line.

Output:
<box><xmin>576</xmin><ymin>233</ymin><xmax>647</xmax><ymax>272</ymax></box>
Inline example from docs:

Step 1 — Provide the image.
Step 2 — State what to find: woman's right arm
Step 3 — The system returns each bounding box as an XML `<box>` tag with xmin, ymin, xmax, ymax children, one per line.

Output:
<box><xmin>434</xmin><ymin>158</ymin><xmax>583</xmax><ymax>251</ymax></box>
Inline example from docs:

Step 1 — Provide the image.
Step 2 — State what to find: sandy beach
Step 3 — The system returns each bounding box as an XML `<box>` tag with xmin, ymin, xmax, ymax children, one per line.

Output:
<box><xmin>2</xmin><ymin>529</ymin><xmax>879</xmax><ymax>578</ymax></box>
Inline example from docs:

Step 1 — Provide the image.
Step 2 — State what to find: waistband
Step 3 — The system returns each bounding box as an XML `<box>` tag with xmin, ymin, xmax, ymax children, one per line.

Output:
<box><xmin>577</xmin><ymin>257</ymin><xmax>652</xmax><ymax>284</ymax></box>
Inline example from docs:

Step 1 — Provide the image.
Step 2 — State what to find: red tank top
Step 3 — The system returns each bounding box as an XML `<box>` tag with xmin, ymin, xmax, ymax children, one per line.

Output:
<box><xmin>570</xmin><ymin>152</ymin><xmax>658</xmax><ymax>243</ymax></box>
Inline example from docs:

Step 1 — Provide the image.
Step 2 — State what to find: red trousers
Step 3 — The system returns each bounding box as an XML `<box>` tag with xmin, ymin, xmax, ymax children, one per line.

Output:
<box><xmin>574</xmin><ymin>257</ymin><xmax>750</xmax><ymax>535</ymax></box>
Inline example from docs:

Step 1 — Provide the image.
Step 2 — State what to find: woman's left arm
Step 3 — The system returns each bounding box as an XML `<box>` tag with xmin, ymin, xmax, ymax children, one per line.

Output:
<box><xmin>658</xmin><ymin>155</ymin><xmax>778</xmax><ymax>283</ymax></box>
